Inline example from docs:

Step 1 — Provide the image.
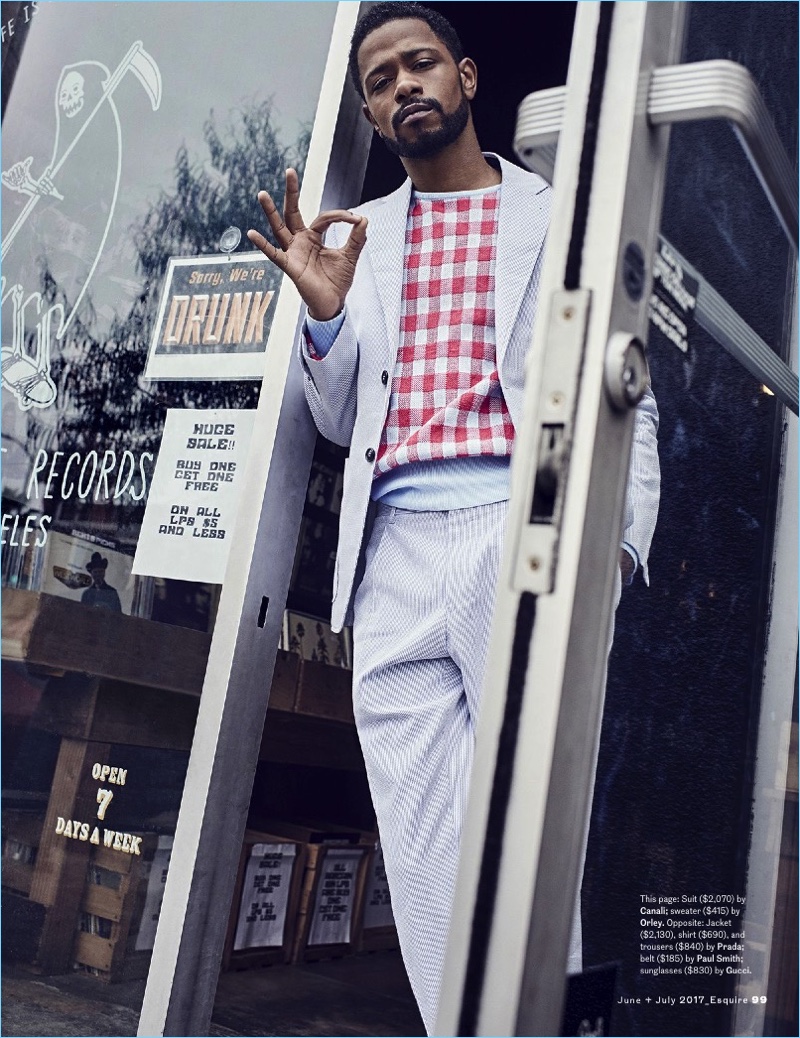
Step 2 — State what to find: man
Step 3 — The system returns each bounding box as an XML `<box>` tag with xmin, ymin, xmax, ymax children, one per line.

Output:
<box><xmin>248</xmin><ymin>4</ymin><xmax>660</xmax><ymax>1031</ymax></box>
<box><xmin>81</xmin><ymin>551</ymin><xmax>122</xmax><ymax>612</ymax></box>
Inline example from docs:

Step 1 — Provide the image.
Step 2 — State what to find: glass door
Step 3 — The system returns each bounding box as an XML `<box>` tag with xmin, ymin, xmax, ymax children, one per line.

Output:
<box><xmin>1</xmin><ymin>4</ymin><xmax>344</xmax><ymax>1034</ymax></box>
<box><xmin>586</xmin><ymin>4</ymin><xmax>797</xmax><ymax>1035</ymax></box>
<box><xmin>437</xmin><ymin>3</ymin><xmax>797</xmax><ymax>1035</ymax></box>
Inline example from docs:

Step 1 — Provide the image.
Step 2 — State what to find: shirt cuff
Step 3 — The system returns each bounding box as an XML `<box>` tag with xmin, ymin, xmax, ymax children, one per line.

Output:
<box><xmin>305</xmin><ymin>309</ymin><xmax>346</xmax><ymax>359</ymax></box>
<box><xmin>621</xmin><ymin>541</ymin><xmax>640</xmax><ymax>586</ymax></box>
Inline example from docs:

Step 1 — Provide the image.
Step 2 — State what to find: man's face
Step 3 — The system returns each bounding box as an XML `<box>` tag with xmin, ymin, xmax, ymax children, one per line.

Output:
<box><xmin>89</xmin><ymin>567</ymin><xmax>104</xmax><ymax>587</ymax></box>
<box><xmin>358</xmin><ymin>19</ymin><xmax>475</xmax><ymax>160</ymax></box>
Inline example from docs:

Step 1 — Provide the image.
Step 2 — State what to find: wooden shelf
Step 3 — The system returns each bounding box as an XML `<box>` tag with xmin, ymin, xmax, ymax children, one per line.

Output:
<box><xmin>2</xmin><ymin>592</ymin><xmax>359</xmax><ymax>768</ymax></box>
<box><xmin>2</xmin><ymin>584</ymin><xmax>366</xmax><ymax>981</ymax></box>
<box><xmin>2</xmin><ymin>589</ymin><xmax>211</xmax><ymax>696</ymax></box>
<box><xmin>259</xmin><ymin>712</ymin><xmax>364</xmax><ymax>771</ymax></box>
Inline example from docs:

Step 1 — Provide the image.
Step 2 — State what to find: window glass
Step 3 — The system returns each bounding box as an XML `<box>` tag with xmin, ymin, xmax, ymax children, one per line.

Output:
<box><xmin>1</xmin><ymin>2</ymin><xmax>336</xmax><ymax>1029</ymax></box>
<box><xmin>584</xmin><ymin>5</ymin><xmax>797</xmax><ymax>1036</ymax></box>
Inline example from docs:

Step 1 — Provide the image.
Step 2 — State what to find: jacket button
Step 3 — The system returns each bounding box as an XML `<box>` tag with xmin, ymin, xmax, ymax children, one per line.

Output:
<box><xmin>381</xmin><ymin>369</ymin><xmax>389</xmax><ymax>385</ymax></box>
<box><xmin>365</xmin><ymin>448</ymin><xmax>376</xmax><ymax>462</ymax></box>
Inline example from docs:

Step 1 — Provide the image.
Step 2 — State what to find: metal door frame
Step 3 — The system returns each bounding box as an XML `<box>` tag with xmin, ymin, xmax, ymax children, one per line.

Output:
<box><xmin>137</xmin><ymin>5</ymin><xmax>373</xmax><ymax>1033</ymax></box>
<box><xmin>438</xmin><ymin>2</ymin><xmax>798</xmax><ymax>1034</ymax></box>
<box><xmin>437</xmin><ymin>5</ymin><xmax>688</xmax><ymax>1033</ymax></box>
<box><xmin>733</xmin><ymin>288</ymin><xmax>798</xmax><ymax>1036</ymax></box>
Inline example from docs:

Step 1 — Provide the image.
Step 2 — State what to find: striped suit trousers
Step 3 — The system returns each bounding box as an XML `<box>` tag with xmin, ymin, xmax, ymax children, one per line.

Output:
<box><xmin>352</xmin><ymin>499</ymin><xmax>622</xmax><ymax>1032</ymax></box>
<box><xmin>352</xmin><ymin>500</ymin><xmax>509</xmax><ymax>1033</ymax></box>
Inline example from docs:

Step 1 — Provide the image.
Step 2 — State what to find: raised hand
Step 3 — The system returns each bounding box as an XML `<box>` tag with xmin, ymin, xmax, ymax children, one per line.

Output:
<box><xmin>1</xmin><ymin>158</ymin><xmax>63</xmax><ymax>200</ymax></box>
<box><xmin>247</xmin><ymin>168</ymin><xmax>367</xmax><ymax>322</ymax></box>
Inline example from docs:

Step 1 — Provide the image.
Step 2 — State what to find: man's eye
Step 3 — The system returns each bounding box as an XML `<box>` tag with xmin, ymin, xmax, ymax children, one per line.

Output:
<box><xmin>414</xmin><ymin>60</ymin><xmax>434</xmax><ymax>69</ymax></box>
<box><xmin>371</xmin><ymin>78</ymin><xmax>389</xmax><ymax>93</ymax></box>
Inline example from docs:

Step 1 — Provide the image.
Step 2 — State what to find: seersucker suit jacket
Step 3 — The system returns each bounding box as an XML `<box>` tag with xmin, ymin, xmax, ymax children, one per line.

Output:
<box><xmin>299</xmin><ymin>154</ymin><xmax>661</xmax><ymax>632</ymax></box>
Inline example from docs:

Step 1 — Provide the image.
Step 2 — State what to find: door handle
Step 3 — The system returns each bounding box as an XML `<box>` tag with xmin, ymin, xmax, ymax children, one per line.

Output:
<box><xmin>515</xmin><ymin>59</ymin><xmax>798</xmax><ymax>250</ymax></box>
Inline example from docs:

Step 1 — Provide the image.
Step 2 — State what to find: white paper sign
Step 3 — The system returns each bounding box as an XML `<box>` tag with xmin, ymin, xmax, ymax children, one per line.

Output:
<box><xmin>133</xmin><ymin>408</ymin><xmax>255</xmax><ymax>583</ymax></box>
<box><xmin>307</xmin><ymin>846</ymin><xmax>364</xmax><ymax>947</ymax></box>
<box><xmin>135</xmin><ymin>835</ymin><xmax>173</xmax><ymax>952</ymax></box>
<box><xmin>362</xmin><ymin>843</ymin><xmax>394</xmax><ymax>930</ymax></box>
<box><xmin>233</xmin><ymin>842</ymin><xmax>297</xmax><ymax>951</ymax></box>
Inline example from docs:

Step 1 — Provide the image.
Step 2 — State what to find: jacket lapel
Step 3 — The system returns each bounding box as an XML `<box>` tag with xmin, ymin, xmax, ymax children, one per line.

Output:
<box><xmin>363</xmin><ymin>178</ymin><xmax>412</xmax><ymax>359</ymax></box>
<box><xmin>494</xmin><ymin>155</ymin><xmax>551</xmax><ymax>365</ymax></box>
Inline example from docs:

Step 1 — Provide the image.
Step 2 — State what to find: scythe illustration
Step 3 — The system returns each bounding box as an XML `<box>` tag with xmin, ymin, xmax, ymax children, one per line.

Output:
<box><xmin>1</xmin><ymin>40</ymin><xmax>161</xmax><ymax>411</ymax></box>
<box><xmin>2</xmin><ymin>41</ymin><xmax>161</xmax><ymax>261</ymax></box>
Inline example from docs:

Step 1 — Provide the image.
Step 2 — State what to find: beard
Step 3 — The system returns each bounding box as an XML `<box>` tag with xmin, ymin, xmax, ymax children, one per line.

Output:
<box><xmin>381</xmin><ymin>93</ymin><xmax>470</xmax><ymax>159</ymax></box>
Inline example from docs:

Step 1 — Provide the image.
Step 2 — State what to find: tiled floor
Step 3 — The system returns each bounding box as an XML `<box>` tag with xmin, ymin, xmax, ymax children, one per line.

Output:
<box><xmin>2</xmin><ymin>950</ymin><xmax>425</xmax><ymax>1037</ymax></box>
<box><xmin>213</xmin><ymin>951</ymin><xmax>425</xmax><ymax>1037</ymax></box>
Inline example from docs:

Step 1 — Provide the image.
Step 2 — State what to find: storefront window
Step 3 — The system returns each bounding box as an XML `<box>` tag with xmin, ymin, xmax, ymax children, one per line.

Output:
<box><xmin>4</xmin><ymin>3</ymin><xmax>794</xmax><ymax>1036</ymax></box>
<box><xmin>1</xmin><ymin>1</ymin><xmax>337</xmax><ymax>1025</ymax></box>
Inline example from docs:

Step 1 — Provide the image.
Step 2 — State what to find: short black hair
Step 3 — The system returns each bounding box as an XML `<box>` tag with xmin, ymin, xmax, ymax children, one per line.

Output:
<box><xmin>348</xmin><ymin>3</ymin><xmax>464</xmax><ymax>100</ymax></box>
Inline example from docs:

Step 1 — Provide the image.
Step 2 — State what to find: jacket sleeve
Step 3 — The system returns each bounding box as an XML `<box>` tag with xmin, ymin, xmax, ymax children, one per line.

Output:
<box><xmin>298</xmin><ymin>310</ymin><xmax>359</xmax><ymax>447</ymax></box>
<box><xmin>295</xmin><ymin>219</ymin><xmax>360</xmax><ymax>447</ymax></box>
<box><xmin>622</xmin><ymin>383</ymin><xmax>661</xmax><ymax>584</ymax></box>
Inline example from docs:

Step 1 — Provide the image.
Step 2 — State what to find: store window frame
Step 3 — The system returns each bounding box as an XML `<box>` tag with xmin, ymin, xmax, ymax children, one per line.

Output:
<box><xmin>136</xmin><ymin>4</ymin><xmax>374</xmax><ymax>1034</ymax></box>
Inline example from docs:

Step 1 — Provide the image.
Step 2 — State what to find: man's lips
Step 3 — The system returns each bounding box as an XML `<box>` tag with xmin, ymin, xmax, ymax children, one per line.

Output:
<box><xmin>397</xmin><ymin>102</ymin><xmax>433</xmax><ymax>126</ymax></box>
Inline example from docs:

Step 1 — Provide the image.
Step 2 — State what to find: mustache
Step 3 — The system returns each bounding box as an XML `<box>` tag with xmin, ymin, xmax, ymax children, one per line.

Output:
<box><xmin>392</xmin><ymin>96</ymin><xmax>444</xmax><ymax>132</ymax></box>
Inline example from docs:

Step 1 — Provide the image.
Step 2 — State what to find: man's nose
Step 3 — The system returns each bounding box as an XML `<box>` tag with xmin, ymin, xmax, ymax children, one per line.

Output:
<box><xmin>394</xmin><ymin>70</ymin><xmax>423</xmax><ymax>102</ymax></box>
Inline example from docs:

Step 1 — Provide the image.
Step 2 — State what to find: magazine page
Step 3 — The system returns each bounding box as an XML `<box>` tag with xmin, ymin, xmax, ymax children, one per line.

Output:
<box><xmin>1</xmin><ymin>3</ymin><xmax>795</xmax><ymax>1038</ymax></box>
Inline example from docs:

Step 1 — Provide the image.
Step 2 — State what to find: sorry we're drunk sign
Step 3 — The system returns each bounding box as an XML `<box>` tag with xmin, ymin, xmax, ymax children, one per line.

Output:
<box><xmin>144</xmin><ymin>253</ymin><xmax>279</xmax><ymax>380</ymax></box>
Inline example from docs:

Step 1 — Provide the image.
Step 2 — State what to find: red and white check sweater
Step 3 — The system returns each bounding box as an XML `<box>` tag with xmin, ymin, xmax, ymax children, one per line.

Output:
<box><xmin>376</xmin><ymin>186</ymin><xmax>513</xmax><ymax>483</ymax></box>
<box><xmin>306</xmin><ymin>184</ymin><xmax>514</xmax><ymax>510</ymax></box>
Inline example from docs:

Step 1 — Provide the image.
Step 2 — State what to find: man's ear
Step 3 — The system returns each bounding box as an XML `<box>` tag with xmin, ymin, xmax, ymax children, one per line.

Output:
<box><xmin>362</xmin><ymin>103</ymin><xmax>382</xmax><ymax>136</ymax></box>
<box><xmin>458</xmin><ymin>57</ymin><xmax>478</xmax><ymax>101</ymax></box>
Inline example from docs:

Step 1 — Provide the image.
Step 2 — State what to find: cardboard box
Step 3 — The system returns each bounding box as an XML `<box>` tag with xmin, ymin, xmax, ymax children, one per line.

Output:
<box><xmin>255</xmin><ymin>819</ymin><xmax>372</xmax><ymax>962</ymax></box>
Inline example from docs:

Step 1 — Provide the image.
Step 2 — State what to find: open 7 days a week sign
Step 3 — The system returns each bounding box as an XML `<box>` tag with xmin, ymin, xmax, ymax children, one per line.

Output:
<box><xmin>133</xmin><ymin>408</ymin><xmax>256</xmax><ymax>584</ymax></box>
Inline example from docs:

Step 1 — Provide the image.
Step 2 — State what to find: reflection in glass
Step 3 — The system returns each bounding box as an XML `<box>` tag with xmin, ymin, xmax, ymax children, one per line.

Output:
<box><xmin>1</xmin><ymin>3</ymin><xmax>336</xmax><ymax>1031</ymax></box>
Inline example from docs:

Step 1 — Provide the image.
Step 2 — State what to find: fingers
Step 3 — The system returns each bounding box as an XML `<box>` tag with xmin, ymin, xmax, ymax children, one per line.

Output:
<box><xmin>246</xmin><ymin>227</ymin><xmax>285</xmax><ymax>271</ymax></box>
<box><xmin>248</xmin><ymin>179</ymin><xmax>368</xmax><ymax>277</ymax></box>
<box><xmin>308</xmin><ymin>209</ymin><xmax>368</xmax><ymax>237</ymax></box>
<box><xmin>343</xmin><ymin>214</ymin><xmax>368</xmax><ymax>259</ymax></box>
<box><xmin>255</xmin><ymin>189</ymin><xmax>293</xmax><ymax>250</ymax></box>
<box><xmin>283</xmin><ymin>168</ymin><xmax>306</xmax><ymax>235</ymax></box>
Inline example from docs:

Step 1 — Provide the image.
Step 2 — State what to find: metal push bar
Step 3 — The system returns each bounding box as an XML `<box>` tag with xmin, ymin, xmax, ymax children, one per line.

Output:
<box><xmin>516</xmin><ymin>59</ymin><xmax>798</xmax><ymax>250</ymax></box>
<box><xmin>515</xmin><ymin>58</ymin><xmax>799</xmax><ymax>415</ymax></box>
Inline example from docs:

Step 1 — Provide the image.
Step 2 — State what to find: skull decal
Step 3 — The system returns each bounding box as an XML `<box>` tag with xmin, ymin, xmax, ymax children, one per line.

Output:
<box><xmin>59</xmin><ymin>71</ymin><xmax>85</xmax><ymax>118</ymax></box>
